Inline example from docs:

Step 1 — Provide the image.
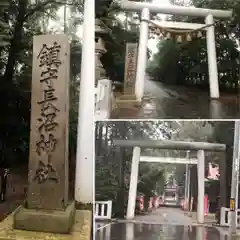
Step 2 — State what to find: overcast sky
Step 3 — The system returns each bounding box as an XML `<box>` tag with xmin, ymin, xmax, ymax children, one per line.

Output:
<box><xmin>49</xmin><ymin>0</ymin><xmax>172</xmax><ymax>46</ymax></box>
<box><xmin>148</xmin><ymin>0</ymin><xmax>171</xmax><ymax>54</ymax></box>
<box><xmin>47</xmin><ymin>0</ymin><xmax>174</xmax><ymax>55</ymax></box>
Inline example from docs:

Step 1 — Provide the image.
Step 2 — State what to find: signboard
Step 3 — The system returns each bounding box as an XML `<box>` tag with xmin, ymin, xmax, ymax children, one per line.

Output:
<box><xmin>230</xmin><ymin>198</ymin><xmax>235</xmax><ymax>211</ymax></box>
<box><xmin>123</xmin><ymin>43</ymin><xmax>138</xmax><ymax>95</ymax></box>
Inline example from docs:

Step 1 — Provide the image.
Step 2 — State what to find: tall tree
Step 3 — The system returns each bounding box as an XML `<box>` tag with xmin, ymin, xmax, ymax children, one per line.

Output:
<box><xmin>0</xmin><ymin>0</ymin><xmax>83</xmax><ymax>166</ymax></box>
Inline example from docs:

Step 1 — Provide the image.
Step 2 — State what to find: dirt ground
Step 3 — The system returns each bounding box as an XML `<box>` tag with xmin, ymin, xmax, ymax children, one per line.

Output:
<box><xmin>0</xmin><ymin>167</ymin><xmax>27</xmax><ymax>221</ymax></box>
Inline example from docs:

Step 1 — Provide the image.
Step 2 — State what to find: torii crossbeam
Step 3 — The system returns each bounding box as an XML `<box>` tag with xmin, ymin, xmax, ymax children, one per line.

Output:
<box><xmin>119</xmin><ymin>1</ymin><xmax>232</xmax><ymax>18</ymax></box>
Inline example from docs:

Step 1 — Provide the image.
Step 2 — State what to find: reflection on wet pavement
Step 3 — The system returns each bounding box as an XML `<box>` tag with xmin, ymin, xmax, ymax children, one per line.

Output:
<box><xmin>133</xmin><ymin>208</ymin><xmax>193</xmax><ymax>225</ymax></box>
<box><xmin>95</xmin><ymin>223</ymin><xmax>229</xmax><ymax>240</ymax></box>
<box><xmin>116</xmin><ymin>78</ymin><xmax>240</xmax><ymax>119</ymax></box>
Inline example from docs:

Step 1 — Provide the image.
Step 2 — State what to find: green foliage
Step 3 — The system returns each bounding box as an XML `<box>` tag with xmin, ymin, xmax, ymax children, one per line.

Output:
<box><xmin>96</xmin><ymin>0</ymin><xmax>156</xmax><ymax>83</ymax></box>
<box><xmin>96</xmin><ymin>0</ymin><xmax>142</xmax><ymax>83</ymax></box>
<box><xmin>0</xmin><ymin>0</ymin><xmax>82</xmax><ymax>167</ymax></box>
<box><xmin>147</xmin><ymin>40</ymin><xmax>181</xmax><ymax>84</ymax></box>
<box><xmin>147</xmin><ymin>0</ymin><xmax>240</xmax><ymax>92</ymax></box>
<box><xmin>100</xmin><ymin>18</ymin><xmax>139</xmax><ymax>82</ymax></box>
<box><xmin>95</xmin><ymin>121</ymin><xmax>174</xmax><ymax>215</ymax></box>
<box><xmin>101</xmin><ymin>26</ymin><xmax>139</xmax><ymax>83</ymax></box>
<box><xmin>0</xmin><ymin>0</ymin><xmax>10</xmax><ymax>47</ymax></box>
<box><xmin>138</xmin><ymin>165</ymin><xmax>165</xmax><ymax>196</ymax></box>
<box><xmin>95</xmin><ymin>0</ymin><xmax>116</xmax><ymax>18</ymax></box>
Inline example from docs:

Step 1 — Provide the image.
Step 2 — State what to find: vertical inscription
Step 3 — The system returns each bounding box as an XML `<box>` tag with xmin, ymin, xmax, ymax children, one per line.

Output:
<box><xmin>28</xmin><ymin>35</ymin><xmax>70</xmax><ymax>210</ymax></box>
<box><xmin>34</xmin><ymin>42</ymin><xmax>61</xmax><ymax>184</ymax></box>
<box><xmin>124</xmin><ymin>43</ymin><xmax>138</xmax><ymax>95</ymax></box>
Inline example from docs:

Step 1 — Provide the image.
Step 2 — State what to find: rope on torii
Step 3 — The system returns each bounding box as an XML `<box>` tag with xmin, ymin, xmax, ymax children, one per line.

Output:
<box><xmin>143</xmin><ymin>19</ymin><xmax>214</xmax><ymax>42</ymax></box>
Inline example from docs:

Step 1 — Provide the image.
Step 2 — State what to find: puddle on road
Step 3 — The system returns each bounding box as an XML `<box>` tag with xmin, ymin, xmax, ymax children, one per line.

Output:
<box><xmin>115</xmin><ymin>81</ymin><xmax>240</xmax><ymax>119</ymax></box>
<box><xmin>95</xmin><ymin>223</ymin><xmax>229</xmax><ymax>240</ymax></box>
<box><xmin>134</xmin><ymin>96</ymin><xmax>240</xmax><ymax>119</ymax></box>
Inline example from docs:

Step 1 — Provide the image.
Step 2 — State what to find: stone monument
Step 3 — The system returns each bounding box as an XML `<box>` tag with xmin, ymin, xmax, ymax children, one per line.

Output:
<box><xmin>13</xmin><ymin>34</ymin><xmax>75</xmax><ymax>234</ymax></box>
<box><xmin>123</xmin><ymin>43</ymin><xmax>138</xmax><ymax>96</ymax></box>
<box><xmin>113</xmin><ymin>42</ymin><xmax>140</xmax><ymax>118</ymax></box>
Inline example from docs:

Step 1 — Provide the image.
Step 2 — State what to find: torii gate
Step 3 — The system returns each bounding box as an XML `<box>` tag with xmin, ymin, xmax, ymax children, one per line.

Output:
<box><xmin>141</xmin><ymin>154</ymin><xmax>194</xmax><ymax>208</ymax></box>
<box><xmin>119</xmin><ymin>1</ymin><xmax>233</xmax><ymax>100</ymax></box>
<box><xmin>113</xmin><ymin>139</ymin><xmax>226</xmax><ymax>224</ymax></box>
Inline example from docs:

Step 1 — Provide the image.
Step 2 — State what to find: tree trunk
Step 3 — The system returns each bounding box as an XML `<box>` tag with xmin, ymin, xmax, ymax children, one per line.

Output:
<box><xmin>3</xmin><ymin>0</ymin><xmax>28</xmax><ymax>84</ymax></box>
<box><xmin>0</xmin><ymin>0</ymin><xmax>28</xmax><ymax>164</ymax></box>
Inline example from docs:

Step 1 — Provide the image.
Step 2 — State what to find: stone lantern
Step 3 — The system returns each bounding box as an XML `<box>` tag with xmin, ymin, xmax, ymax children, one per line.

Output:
<box><xmin>95</xmin><ymin>19</ymin><xmax>108</xmax><ymax>86</ymax></box>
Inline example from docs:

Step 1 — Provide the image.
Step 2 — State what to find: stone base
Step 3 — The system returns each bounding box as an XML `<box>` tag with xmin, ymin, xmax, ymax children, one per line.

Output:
<box><xmin>13</xmin><ymin>202</ymin><xmax>75</xmax><ymax>234</ymax></box>
<box><xmin>118</xmin><ymin>94</ymin><xmax>137</xmax><ymax>100</ymax></box>
<box><xmin>115</xmin><ymin>99</ymin><xmax>141</xmax><ymax>105</ymax></box>
<box><xmin>111</xmin><ymin>94</ymin><xmax>142</xmax><ymax>118</ymax></box>
<box><xmin>0</xmin><ymin>208</ymin><xmax>91</xmax><ymax>240</ymax></box>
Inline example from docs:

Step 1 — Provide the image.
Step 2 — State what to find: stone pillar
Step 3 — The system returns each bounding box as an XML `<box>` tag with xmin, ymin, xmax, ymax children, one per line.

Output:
<box><xmin>14</xmin><ymin>34</ymin><xmax>75</xmax><ymax>234</ymax></box>
<box><xmin>135</xmin><ymin>8</ymin><xmax>150</xmax><ymax>101</ymax></box>
<box><xmin>123</xmin><ymin>43</ymin><xmax>138</xmax><ymax>97</ymax></box>
<box><xmin>126</xmin><ymin>146</ymin><xmax>141</xmax><ymax>219</ymax></box>
<box><xmin>75</xmin><ymin>2</ymin><xmax>95</xmax><ymax>204</ymax></box>
<box><xmin>197</xmin><ymin>150</ymin><xmax>205</xmax><ymax>224</ymax></box>
<box><xmin>219</xmin><ymin>153</ymin><xmax>226</xmax><ymax>208</ymax></box>
<box><xmin>187</xmin><ymin>165</ymin><xmax>191</xmax><ymax>210</ymax></box>
<box><xmin>184</xmin><ymin>164</ymin><xmax>188</xmax><ymax>204</ymax></box>
<box><xmin>205</xmin><ymin>14</ymin><xmax>219</xmax><ymax>99</ymax></box>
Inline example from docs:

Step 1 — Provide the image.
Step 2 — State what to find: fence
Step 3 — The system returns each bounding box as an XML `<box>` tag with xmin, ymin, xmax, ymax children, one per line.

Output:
<box><xmin>95</xmin><ymin>79</ymin><xmax>112</xmax><ymax>120</ymax></box>
<box><xmin>220</xmin><ymin>207</ymin><xmax>240</xmax><ymax>227</ymax></box>
<box><xmin>95</xmin><ymin>201</ymin><xmax>112</xmax><ymax>220</ymax></box>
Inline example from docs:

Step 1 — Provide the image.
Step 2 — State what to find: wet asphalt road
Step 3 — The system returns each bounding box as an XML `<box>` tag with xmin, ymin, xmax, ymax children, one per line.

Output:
<box><xmin>95</xmin><ymin>208</ymin><xmax>231</xmax><ymax>240</ymax></box>
<box><xmin>133</xmin><ymin>208</ymin><xmax>193</xmax><ymax>225</ymax></box>
<box><xmin>115</xmin><ymin>78</ymin><xmax>240</xmax><ymax>119</ymax></box>
<box><xmin>95</xmin><ymin>223</ymin><xmax>228</xmax><ymax>240</ymax></box>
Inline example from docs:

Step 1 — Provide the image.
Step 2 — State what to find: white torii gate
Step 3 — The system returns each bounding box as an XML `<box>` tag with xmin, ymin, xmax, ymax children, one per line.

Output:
<box><xmin>140</xmin><ymin>156</ymin><xmax>197</xmax><ymax>164</ymax></box>
<box><xmin>114</xmin><ymin>139</ymin><xmax>226</xmax><ymax>224</ymax></box>
<box><xmin>119</xmin><ymin>1</ymin><xmax>233</xmax><ymax>100</ymax></box>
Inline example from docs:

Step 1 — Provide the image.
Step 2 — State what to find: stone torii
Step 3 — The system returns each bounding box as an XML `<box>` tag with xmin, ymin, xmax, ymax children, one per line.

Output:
<box><xmin>118</xmin><ymin>1</ymin><xmax>233</xmax><ymax>100</ymax></box>
<box><xmin>113</xmin><ymin>139</ymin><xmax>226</xmax><ymax>224</ymax></box>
